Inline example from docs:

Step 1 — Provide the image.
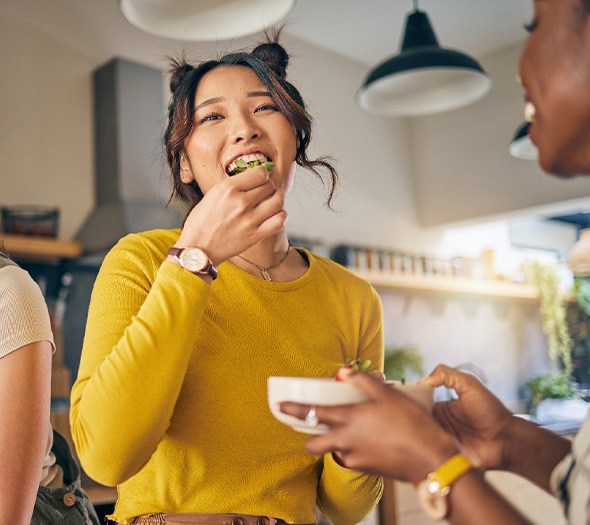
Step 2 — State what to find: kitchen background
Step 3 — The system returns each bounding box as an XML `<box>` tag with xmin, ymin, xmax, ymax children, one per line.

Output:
<box><xmin>4</xmin><ymin>0</ymin><xmax>590</xmax><ymax>411</ymax></box>
<box><xmin>4</xmin><ymin>1</ymin><xmax>590</xmax><ymax>523</ymax></box>
<box><xmin>3</xmin><ymin>0</ymin><xmax>590</xmax><ymax>443</ymax></box>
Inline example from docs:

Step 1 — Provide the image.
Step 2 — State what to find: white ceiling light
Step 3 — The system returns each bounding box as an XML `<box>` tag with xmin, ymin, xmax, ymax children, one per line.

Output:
<box><xmin>357</xmin><ymin>2</ymin><xmax>491</xmax><ymax>117</ymax></box>
<box><xmin>119</xmin><ymin>0</ymin><xmax>295</xmax><ymax>41</ymax></box>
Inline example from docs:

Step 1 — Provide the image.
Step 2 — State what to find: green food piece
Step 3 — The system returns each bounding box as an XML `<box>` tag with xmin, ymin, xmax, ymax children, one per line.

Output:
<box><xmin>230</xmin><ymin>159</ymin><xmax>274</xmax><ymax>176</ymax></box>
<box><xmin>344</xmin><ymin>358</ymin><xmax>372</xmax><ymax>371</ymax></box>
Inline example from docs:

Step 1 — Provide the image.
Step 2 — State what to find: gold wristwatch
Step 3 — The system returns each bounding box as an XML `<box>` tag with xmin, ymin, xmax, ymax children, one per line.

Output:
<box><xmin>417</xmin><ymin>453</ymin><xmax>474</xmax><ymax>521</ymax></box>
<box><xmin>168</xmin><ymin>246</ymin><xmax>218</xmax><ymax>280</ymax></box>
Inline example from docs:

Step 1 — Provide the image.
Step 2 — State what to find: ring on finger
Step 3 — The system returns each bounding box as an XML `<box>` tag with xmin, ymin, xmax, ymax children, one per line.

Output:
<box><xmin>305</xmin><ymin>406</ymin><xmax>319</xmax><ymax>427</ymax></box>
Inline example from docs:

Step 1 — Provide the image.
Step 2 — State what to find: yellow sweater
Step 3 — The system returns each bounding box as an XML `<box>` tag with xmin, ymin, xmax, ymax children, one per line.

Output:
<box><xmin>70</xmin><ymin>229</ymin><xmax>384</xmax><ymax>525</ymax></box>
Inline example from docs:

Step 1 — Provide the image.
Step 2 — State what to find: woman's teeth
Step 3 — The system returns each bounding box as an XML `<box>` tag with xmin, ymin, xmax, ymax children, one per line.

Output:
<box><xmin>227</xmin><ymin>153</ymin><xmax>269</xmax><ymax>175</ymax></box>
<box><xmin>525</xmin><ymin>101</ymin><xmax>536</xmax><ymax>123</ymax></box>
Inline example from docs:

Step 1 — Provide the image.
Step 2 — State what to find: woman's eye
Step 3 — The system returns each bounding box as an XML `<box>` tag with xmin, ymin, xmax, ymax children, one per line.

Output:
<box><xmin>523</xmin><ymin>18</ymin><xmax>538</xmax><ymax>33</ymax></box>
<box><xmin>198</xmin><ymin>112</ymin><xmax>223</xmax><ymax>124</ymax></box>
<box><xmin>255</xmin><ymin>104</ymin><xmax>280</xmax><ymax>113</ymax></box>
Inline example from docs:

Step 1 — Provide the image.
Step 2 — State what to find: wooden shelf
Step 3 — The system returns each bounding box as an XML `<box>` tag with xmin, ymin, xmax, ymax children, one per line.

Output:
<box><xmin>353</xmin><ymin>270</ymin><xmax>539</xmax><ymax>301</ymax></box>
<box><xmin>0</xmin><ymin>233</ymin><xmax>82</xmax><ymax>260</ymax></box>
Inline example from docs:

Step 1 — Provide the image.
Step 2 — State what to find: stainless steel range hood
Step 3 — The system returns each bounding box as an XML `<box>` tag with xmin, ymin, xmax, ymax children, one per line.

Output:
<box><xmin>75</xmin><ymin>58</ymin><xmax>183</xmax><ymax>253</ymax></box>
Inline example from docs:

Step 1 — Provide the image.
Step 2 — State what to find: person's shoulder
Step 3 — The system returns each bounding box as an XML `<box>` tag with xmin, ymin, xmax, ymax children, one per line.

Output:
<box><xmin>0</xmin><ymin>265</ymin><xmax>48</xmax><ymax>324</ymax></box>
<box><xmin>113</xmin><ymin>228</ymin><xmax>181</xmax><ymax>252</ymax></box>
<box><xmin>104</xmin><ymin>228</ymin><xmax>181</xmax><ymax>263</ymax></box>
<box><xmin>0</xmin><ymin>264</ymin><xmax>41</xmax><ymax>297</ymax></box>
<box><xmin>307</xmin><ymin>250</ymin><xmax>375</xmax><ymax>290</ymax></box>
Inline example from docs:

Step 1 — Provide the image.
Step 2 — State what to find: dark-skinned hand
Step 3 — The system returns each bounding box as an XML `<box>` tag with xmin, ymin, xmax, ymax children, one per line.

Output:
<box><xmin>423</xmin><ymin>364</ymin><xmax>514</xmax><ymax>471</ymax></box>
<box><xmin>280</xmin><ymin>372</ymin><xmax>458</xmax><ymax>484</ymax></box>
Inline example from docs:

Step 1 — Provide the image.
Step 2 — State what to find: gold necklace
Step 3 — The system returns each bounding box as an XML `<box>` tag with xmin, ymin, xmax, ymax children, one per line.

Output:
<box><xmin>237</xmin><ymin>242</ymin><xmax>292</xmax><ymax>281</ymax></box>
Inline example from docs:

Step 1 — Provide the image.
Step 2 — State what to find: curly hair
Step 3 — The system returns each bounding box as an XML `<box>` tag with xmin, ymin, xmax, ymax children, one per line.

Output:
<box><xmin>164</xmin><ymin>31</ymin><xmax>338</xmax><ymax>213</ymax></box>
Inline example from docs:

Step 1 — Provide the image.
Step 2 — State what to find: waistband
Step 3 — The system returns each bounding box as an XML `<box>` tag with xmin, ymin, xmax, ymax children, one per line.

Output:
<box><xmin>128</xmin><ymin>513</ymin><xmax>316</xmax><ymax>525</ymax></box>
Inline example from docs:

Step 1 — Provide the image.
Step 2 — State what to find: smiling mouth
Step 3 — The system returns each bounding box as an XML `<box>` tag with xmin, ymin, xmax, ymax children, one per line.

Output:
<box><xmin>226</xmin><ymin>153</ymin><xmax>274</xmax><ymax>176</ymax></box>
<box><xmin>524</xmin><ymin>101</ymin><xmax>536</xmax><ymax>123</ymax></box>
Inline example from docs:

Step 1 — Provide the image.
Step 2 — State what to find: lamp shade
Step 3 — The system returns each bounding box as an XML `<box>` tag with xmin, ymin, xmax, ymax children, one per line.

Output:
<box><xmin>357</xmin><ymin>9</ymin><xmax>491</xmax><ymax>117</ymax></box>
<box><xmin>509</xmin><ymin>121</ymin><xmax>538</xmax><ymax>160</ymax></box>
<box><xmin>119</xmin><ymin>0</ymin><xmax>295</xmax><ymax>41</ymax></box>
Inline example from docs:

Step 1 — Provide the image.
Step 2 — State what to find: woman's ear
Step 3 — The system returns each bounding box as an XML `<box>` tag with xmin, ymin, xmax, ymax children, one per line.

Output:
<box><xmin>180</xmin><ymin>153</ymin><xmax>193</xmax><ymax>183</ymax></box>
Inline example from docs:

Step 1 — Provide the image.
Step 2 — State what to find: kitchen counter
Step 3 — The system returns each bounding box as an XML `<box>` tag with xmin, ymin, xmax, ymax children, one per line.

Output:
<box><xmin>540</xmin><ymin>418</ymin><xmax>584</xmax><ymax>436</ymax></box>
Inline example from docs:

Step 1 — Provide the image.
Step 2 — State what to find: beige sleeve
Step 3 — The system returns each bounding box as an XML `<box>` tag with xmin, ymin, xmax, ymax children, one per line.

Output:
<box><xmin>0</xmin><ymin>266</ymin><xmax>54</xmax><ymax>358</ymax></box>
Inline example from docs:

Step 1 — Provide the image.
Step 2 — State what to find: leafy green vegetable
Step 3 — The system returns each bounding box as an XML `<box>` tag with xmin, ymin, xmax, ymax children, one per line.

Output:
<box><xmin>230</xmin><ymin>159</ymin><xmax>274</xmax><ymax>176</ymax></box>
<box><xmin>344</xmin><ymin>358</ymin><xmax>372</xmax><ymax>371</ymax></box>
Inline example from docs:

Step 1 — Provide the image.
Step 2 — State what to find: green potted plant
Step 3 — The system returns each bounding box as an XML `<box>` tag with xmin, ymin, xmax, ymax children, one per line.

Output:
<box><xmin>383</xmin><ymin>344</ymin><xmax>424</xmax><ymax>381</ymax></box>
<box><xmin>522</xmin><ymin>261</ymin><xmax>578</xmax><ymax>414</ymax></box>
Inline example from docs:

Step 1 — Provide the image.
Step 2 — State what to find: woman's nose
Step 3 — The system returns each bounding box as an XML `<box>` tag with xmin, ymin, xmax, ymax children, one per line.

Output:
<box><xmin>230</xmin><ymin>116</ymin><xmax>261</xmax><ymax>143</ymax></box>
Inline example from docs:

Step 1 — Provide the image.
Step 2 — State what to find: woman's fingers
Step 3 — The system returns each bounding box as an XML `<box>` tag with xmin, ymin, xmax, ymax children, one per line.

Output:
<box><xmin>279</xmin><ymin>402</ymin><xmax>349</xmax><ymax>428</ymax></box>
<box><xmin>346</xmin><ymin>371</ymin><xmax>389</xmax><ymax>400</ymax></box>
<box><xmin>422</xmin><ymin>364</ymin><xmax>481</xmax><ymax>395</ymax></box>
<box><xmin>230</xmin><ymin>164</ymin><xmax>273</xmax><ymax>191</ymax></box>
<box><xmin>305</xmin><ymin>433</ymin><xmax>344</xmax><ymax>456</ymax></box>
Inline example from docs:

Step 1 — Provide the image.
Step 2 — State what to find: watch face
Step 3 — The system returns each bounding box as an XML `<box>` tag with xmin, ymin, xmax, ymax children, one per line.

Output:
<box><xmin>417</xmin><ymin>480</ymin><xmax>448</xmax><ymax>520</ymax></box>
<box><xmin>180</xmin><ymin>248</ymin><xmax>208</xmax><ymax>272</ymax></box>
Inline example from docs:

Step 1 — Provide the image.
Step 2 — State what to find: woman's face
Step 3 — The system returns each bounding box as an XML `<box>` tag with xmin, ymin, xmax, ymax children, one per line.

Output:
<box><xmin>519</xmin><ymin>0</ymin><xmax>590</xmax><ymax>175</ymax></box>
<box><xmin>182</xmin><ymin>65</ymin><xmax>297</xmax><ymax>194</ymax></box>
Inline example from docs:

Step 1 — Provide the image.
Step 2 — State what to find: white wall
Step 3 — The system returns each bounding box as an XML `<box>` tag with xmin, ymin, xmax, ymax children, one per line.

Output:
<box><xmin>283</xmin><ymin>37</ymin><xmax>424</xmax><ymax>249</ymax></box>
<box><xmin>0</xmin><ymin>12</ymin><xmax>94</xmax><ymax>239</ymax></box>
<box><xmin>0</xmin><ymin>8</ymin><xmax>569</xmax><ymax>407</ymax></box>
<box><xmin>409</xmin><ymin>43</ymin><xmax>590</xmax><ymax>226</ymax></box>
<box><xmin>380</xmin><ymin>291</ymin><xmax>551</xmax><ymax>410</ymax></box>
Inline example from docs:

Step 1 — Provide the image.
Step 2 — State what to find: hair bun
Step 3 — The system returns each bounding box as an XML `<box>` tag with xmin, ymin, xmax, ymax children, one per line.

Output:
<box><xmin>252</xmin><ymin>42</ymin><xmax>289</xmax><ymax>79</ymax></box>
<box><xmin>168</xmin><ymin>59</ymin><xmax>194</xmax><ymax>93</ymax></box>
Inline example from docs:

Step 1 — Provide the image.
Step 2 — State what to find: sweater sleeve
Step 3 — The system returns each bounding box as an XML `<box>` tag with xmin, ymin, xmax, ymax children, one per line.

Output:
<box><xmin>317</xmin><ymin>284</ymin><xmax>385</xmax><ymax>525</ymax></box>
<box><xmin>317</xmin><ymin>454</ymin><xmax>383</xmax><ymax>525</ymax></box>
<box><xmin>70</xmin><ymin>234</ymin><xmax>211</xmax><ymax>486</ymax></box>
<box><xmin>0</xmin><ymin>265</ymin><xmax>55</xmax><ymax>358</ymax></box>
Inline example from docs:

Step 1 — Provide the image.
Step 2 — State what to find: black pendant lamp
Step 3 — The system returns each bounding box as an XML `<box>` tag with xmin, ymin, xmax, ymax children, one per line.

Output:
<box><xmin>357</xmin><ymin>1</ymin><xmax>492</xmax><ymax>117</ymax></box>
<box><xmin>509</xmin><ymin>121</ymin><xmax>538</xmax><ymax>160</ymax></box>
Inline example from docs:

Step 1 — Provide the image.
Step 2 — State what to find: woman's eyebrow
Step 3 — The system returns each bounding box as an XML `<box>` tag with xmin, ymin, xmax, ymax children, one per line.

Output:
<box><xmin>195</xmin><ymin>91</ymin><xmax>271</xmax><ymax>112</ymax></box>
<box><xmin>195</xmin><ymin>97</ymin><xmax>224</xmax><ymax>111</ymax></box>
<box><xmin>248</xmin><ymin>91</ymin><xmax>272</xmax><ymax>98</ymax></box>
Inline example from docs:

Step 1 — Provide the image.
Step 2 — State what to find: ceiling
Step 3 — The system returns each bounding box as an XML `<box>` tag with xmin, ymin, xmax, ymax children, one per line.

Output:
<box><xmin>0</xmin><ymin>0</ymin><xmax>533</xmax><ymax>69</ymax></box>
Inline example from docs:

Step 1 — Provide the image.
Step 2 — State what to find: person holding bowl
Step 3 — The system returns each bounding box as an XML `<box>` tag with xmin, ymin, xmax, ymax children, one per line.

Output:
<box><xmin>281</xmin><ymin>1</ymin><xmax>590</xmax><ymax>523</ymax></box>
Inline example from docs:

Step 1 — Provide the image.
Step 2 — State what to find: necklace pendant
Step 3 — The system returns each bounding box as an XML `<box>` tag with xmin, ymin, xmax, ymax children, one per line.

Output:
<box><xmin>261</xmin><ymin>269</ymin><xmax>272</xmax><ymax>281</ymax></box>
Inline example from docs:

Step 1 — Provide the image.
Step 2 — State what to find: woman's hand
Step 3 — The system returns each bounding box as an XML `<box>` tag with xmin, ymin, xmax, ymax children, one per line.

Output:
<box><xmin>280</xmin><ymin>372</ymin><xmax>458</xmax><ymax>483</ymax></box>
<box><xmin>176</xmin><ymin>165</ymin><xmax>286</xmax><ymax>264</ymax></box>
<box><xmin>424</xmin><ymin>364</ymin><xmax>514</xmax><ymax>471</ymax></box>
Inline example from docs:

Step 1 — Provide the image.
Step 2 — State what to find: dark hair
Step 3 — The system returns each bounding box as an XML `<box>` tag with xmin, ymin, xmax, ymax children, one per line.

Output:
<box><xmin>164</xmin><ymin>31</ymin><xmax>338</xmax><ymax>212</ymax></box>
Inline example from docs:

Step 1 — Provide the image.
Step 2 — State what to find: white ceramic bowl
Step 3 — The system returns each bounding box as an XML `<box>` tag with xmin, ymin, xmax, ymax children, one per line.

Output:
<box><xmin>385</xmin><ymin>380</ymin><xmax>434</xmax><ymax>412</ymax></box>
<box><xmin>268</xmin><ymin>376</ymin><xmax>368</xmax><ymax>434</ymax></box>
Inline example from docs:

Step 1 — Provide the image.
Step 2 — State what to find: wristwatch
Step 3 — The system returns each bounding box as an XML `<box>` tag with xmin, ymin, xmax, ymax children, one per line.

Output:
<box><xmin>417</xmin><ymin>453</ymin><xmax>473</xmax><ymax>521</ymax></box>
<box><xmin>168</xmin><ymin>246</ymin><xmax>218</xmax><ymax>280</ymax></box>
